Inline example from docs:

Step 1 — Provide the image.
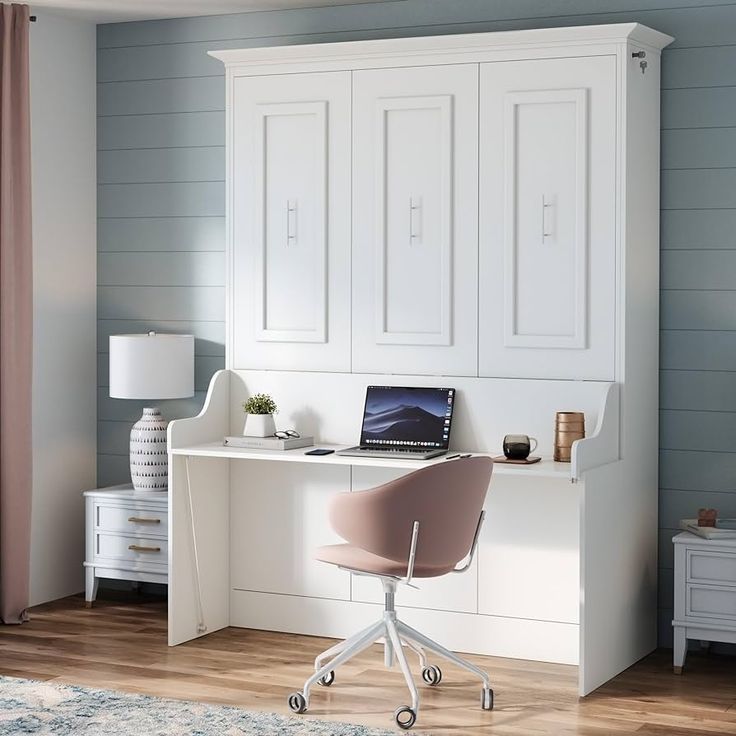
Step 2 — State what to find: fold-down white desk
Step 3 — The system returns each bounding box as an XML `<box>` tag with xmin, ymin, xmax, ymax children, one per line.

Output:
<box><xmin>166</xmin><ymin>369</ymin><xmax>648</xmax><ymax>698</ymax></box>
<box><xmin>172</xmin><ymin>441</ymin><xmax>572</xmax><ymax>477</ymax></box>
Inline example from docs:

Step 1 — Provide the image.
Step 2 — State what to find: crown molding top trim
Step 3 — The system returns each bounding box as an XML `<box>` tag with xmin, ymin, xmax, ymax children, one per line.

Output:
<box><xmin>208</xmin><ymin>23</ymin><xmax>674</xmax><ymax>73</ymax></box>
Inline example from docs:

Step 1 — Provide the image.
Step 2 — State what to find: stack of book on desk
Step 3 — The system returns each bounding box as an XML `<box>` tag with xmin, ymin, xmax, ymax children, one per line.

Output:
<box><xmin>224</xmin><ymin>435</ymin><xmax>314</xmax><ymax>451</ymax></box>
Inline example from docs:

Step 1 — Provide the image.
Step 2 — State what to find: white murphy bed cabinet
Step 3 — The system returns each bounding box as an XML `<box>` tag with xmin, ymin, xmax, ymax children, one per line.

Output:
<box><xmin>167</xmin><ymin>23</ymin><xmax>672</xmax><ymax>698</ymax></box>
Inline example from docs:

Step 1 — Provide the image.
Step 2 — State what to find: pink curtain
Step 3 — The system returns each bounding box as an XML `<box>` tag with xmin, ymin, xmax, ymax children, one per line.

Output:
<box><xmin>0</xmin><ymin>2</ymin><xmax>32</xmax><ymax>624</ymax></box>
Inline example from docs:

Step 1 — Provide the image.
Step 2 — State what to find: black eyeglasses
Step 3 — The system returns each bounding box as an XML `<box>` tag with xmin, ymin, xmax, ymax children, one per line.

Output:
<box><xmin>273</xmin><ymin>430</ymin><xmax>301</xmax><ymax>439</ymax></box>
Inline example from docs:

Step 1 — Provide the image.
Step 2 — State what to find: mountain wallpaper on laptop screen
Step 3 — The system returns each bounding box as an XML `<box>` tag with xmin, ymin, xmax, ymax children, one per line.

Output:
<box><xmin>362</xmin><ymin>388</ymin><xmax>450</xmax><ymax>442</ymax></box>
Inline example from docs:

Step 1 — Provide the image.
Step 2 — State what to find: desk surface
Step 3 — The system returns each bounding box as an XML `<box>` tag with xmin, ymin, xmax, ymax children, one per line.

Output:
<box><xmin>170</xmin><ymin>442</ymin><xmax>572</xmax><ymax>478</ymax></box>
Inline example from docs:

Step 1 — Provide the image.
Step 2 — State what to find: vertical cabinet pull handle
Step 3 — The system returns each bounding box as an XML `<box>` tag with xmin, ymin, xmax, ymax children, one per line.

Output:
<box><xmin>542</xmin><ymin>195</ymin><xmax>554</xmax><ymax>242</ymax></box>
<box><xmin>287</xmin><ymin>199</ymin><xmax>297</xmax><ymax>245</ymax></box>
<box><xmin>409</xmin><ymin>197</ymin><xmax>422</xmax><ymax>244</ymax></box>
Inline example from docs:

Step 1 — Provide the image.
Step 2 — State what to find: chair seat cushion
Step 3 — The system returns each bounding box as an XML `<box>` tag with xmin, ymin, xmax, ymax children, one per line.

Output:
<box><xmin>315</xmin><ymin>544</ymin><xmax>455</xmax><ymax>578</ymax></box>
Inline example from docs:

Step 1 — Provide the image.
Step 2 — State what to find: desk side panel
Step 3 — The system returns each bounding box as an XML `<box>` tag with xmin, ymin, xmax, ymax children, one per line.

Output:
<box><xmin>168</xmin><ymin>369</ymin><xmax>231</xmax><ymax>646</ymax></box>
<box><xmin>579</xmin><ymin>38</ymin><xmax>661</xmax><ymax>695</ymax></box>
<box><xmin>572</xmin><ymin>382</ymin><xmax>620</xmax><ymax>480</ymax></box>
<box><xmin>579</xmin><ymin>454</ymin><xmax>657</xmax><ymax>694</ymax></box>
<box><xmin>169</xmin><ymin>369</ymin><xmax>230</xmax><ymax>449</ymax></box>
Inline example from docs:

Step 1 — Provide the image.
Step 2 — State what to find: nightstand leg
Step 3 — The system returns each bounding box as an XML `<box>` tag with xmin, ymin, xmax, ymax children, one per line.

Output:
<box><xmin>673</xmin><ymin>626</ymin><xmax>687</xmax><ymax>674</ymax></box>
<box><xmin>85</xmin><ymin>568</ymin><xmax>98</xmax><ymax>608</ymax></box>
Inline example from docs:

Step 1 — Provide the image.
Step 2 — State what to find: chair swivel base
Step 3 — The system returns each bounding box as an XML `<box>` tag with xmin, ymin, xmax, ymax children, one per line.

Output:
<box><xmin>287</xmin><ymin>579</ymin><xmax>494</xmax><ymax>730</ymax></box>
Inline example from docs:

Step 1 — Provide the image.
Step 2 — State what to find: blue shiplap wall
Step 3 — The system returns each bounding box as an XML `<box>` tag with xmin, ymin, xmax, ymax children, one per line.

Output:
<box><xmin>98</xmin><ymin>0</ymin><xmax>736</xmax><ymax>644</ymax></box>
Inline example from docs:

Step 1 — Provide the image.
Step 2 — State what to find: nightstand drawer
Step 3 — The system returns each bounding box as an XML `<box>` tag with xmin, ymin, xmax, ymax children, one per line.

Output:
<box><xmin>95</xmin><ymin>503</ymin><xmax>168</xmax><ymax>537</ymax></box>
<box><xmin>687</xmin><ymin>583</ymin><xmax>736</xmax><ymax>619</ymax></box>
<box><xmin>687</xmin><ymin>550</ymin><xmax>736</xmax><ymax>586</ymax></box>
<box><xmin>95</xmin><ymin>532</ymin><xmax>168</xmax><ymax>564</ymax></box>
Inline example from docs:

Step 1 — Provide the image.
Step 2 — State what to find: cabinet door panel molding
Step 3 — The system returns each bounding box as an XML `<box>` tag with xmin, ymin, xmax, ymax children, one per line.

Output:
<box><xmin>479</xmin><ymin>56</ymin><xmax>617</xmax><ymax>381</ymax></box>
<box><xmin>352</xmin><ymin>64</ymin><xmax>478</xmax><ymax>376</ymax></box>
<box><xmin>374</xmin><ymin>94</ymin><xmax>453</xmax><ymax>347</ymax></box>
<box><xmin>503</xmin><ymin>87</ymin><xmax>589</xmax><ymax>351</ymax></box>
<box><xmin>253</xmin><ymin>100</ymin><xmax>327</xmax><ymax>344</ymax></box>
<box><xmin>230</xmin><ymin>72</ymin><xmax>351</xmax><ymax>372</ymax></box>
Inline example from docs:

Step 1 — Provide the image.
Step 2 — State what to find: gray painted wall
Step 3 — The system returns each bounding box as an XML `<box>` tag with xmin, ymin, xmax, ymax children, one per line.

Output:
<box><xmin>97</xmin><ymin>0</ymin><xmax>736</xmax><ymax>645</ymax></box>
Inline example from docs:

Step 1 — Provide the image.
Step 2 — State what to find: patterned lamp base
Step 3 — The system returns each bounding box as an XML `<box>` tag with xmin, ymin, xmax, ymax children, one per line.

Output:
<box><xmin>130</xmin><ymin>407</ymin><xmax>169</xmax><ymax>491</ymax></box>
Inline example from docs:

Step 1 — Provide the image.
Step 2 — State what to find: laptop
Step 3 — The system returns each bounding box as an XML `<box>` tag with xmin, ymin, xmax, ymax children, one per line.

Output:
<box><xmin>337</xmin><ymin>386</ymin><xmax>455</xmax><ymax>460</ymax></box>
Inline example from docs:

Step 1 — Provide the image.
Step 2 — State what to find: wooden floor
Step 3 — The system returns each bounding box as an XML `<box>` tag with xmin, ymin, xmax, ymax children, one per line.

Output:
<box><xmin>1</xmin><ymin>595</ymin><xmax>736</xmax><ymax>734</ymax></box>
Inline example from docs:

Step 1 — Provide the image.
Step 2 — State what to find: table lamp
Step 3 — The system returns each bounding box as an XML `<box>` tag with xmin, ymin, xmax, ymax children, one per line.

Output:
<box><xmin>109</xmin><ymin>332</ymin><xmax>194</xmax><ymax>492</ymax></box>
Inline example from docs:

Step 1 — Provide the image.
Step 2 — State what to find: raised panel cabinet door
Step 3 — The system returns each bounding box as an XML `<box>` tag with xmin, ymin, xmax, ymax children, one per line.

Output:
<box><xmin>479</xmin><ymin>57</ymin><xmax>616</xmax><ymax>380</ymax></box>
<box><xmin>352</xmin><ymin>65</ymin><xmax>478</xmax><ymax>376</ymax></box>
<box><xmin>231</xmin><ymin>72</ymin><xmax>350</xmax><ymax>371</ymax></box>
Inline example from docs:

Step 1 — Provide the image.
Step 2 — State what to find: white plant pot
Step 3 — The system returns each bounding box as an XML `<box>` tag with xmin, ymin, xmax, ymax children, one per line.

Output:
<box><xmin>244</xmin><ymin>413</ymin><xmax>276</xmax><ymax>437</ymax></box>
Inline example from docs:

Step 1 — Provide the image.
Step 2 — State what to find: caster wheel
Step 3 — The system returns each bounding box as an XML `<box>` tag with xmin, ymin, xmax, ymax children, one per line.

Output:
<box><xmin>318</xmin><ymin>670</ymin><xmax>335</xmax><ymax>687</ymax></box>
<box><xmin>394</xmin><ymin>705</ymin><xmax>417</xmax><ymax>730</ymax></box>
<box><xmin>481</xmin><ymin>687</ymin><xmax>494</xmax><ymax>711</ymax></box>
<box><xmin>421</xmin><ymin>665</ymin><xmax>442</xmax><ymax>686</ymax></box>
<box><xmin>287</xmin><ymin>691</ymin><xmax>308</xmax><ymax>714</ymax></box>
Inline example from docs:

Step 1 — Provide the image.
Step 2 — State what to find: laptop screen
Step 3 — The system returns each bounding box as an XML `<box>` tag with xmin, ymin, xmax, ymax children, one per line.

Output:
<box><xmin>359</xmin><ymin>386</ymin><xmax>455</xmax><ymax>450</ymax></box>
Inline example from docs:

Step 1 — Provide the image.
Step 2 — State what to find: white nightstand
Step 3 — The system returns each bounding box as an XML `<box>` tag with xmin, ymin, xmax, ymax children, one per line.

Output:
<box><xmin>83</xmin><ymin>484</ymin><xmax>168</xmax><ymax>606</ymax></box>
<box><xmin>673</xmin><ymin>531</ymin><xmax>736</xmax><ymax>673</ymax></box>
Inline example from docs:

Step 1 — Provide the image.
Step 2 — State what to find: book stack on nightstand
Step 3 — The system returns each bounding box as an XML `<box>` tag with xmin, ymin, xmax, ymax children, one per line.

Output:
<box><xmin>83</xmin><ymin>485</ymin><xmax>168</xmax><ymax>606</ymax></box>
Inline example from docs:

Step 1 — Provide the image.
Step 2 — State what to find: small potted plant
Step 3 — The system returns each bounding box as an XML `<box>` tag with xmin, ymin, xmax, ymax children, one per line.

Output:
<box><xmin>242</xmin><ymin>393</ymin><xmax>278</xmax><ymax>437</ymax></box>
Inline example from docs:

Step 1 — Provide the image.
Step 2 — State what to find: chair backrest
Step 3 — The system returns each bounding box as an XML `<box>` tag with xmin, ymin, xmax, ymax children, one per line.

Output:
<box><xmin>329</xmin><ymin>456</ymin><xmax>493</xmax><ymax>570</ymax></box>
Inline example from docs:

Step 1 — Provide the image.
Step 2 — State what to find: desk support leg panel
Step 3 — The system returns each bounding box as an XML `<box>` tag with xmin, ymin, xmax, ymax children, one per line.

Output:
<box><xmin>169</xmin><ymin>454</ymin><xmax>230</xmax><ymax>646</ymax></box>
<box><xmin>579</xmin><ymin>461</ymin><xmax>657</xmax><ymax>695</ymax></box>
<box><xmin>168</xmin><ymin>369</ymin><xmax>231</xmax><ymax>646</ymax></box>
<box><xmin>184</xmin><ymin>456</ymin><xmax>206</xmax><ymax>634</ymax></box>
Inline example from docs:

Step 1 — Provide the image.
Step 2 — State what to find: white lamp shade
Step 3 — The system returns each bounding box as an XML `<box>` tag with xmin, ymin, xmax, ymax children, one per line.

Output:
<box><xmin>109</xmin><ymin>333</ymin><xmax>194</xmax><ymax>400</ymax></box>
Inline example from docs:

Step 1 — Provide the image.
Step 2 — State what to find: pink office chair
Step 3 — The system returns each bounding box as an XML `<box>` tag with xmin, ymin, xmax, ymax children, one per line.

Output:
<box><xmin>287</xmin><ymin>456</ymin><xmax>494</xmax><ymax>730</ymax></box>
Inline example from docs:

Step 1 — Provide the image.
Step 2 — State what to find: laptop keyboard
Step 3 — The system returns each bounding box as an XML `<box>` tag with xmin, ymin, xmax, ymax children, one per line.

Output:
<box><xmin>361</xmin><ymin>447</ymin><xmax>415</xmax><ymax>453</ymax></box>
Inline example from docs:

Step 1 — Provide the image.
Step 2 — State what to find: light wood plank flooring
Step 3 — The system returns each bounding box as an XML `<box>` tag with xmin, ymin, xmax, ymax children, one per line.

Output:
<box><xmin>1</xmin><ymin>594</ymin><xmax>735</xmax><ymax>734</ymax></box>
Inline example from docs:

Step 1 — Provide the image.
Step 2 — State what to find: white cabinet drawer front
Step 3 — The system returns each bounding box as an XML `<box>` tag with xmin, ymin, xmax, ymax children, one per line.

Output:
<box><xmin>688</xmin><ymin>550</ymin><xmax>736</xmax><ymax>586</ymax></box>
<box><xmin>687</xmin><ymin>584</ymin><xmax>736</xmax><ymax>620</ymax></box>
<box><xmin>95</xmin><ymin>532</ymin><xmax>168</xmax><ymax>565</ymax></box>
<box><xmin>95</xmin><ymin>503</ymin><xmax>168</xmax><ymax>536</ymax></box>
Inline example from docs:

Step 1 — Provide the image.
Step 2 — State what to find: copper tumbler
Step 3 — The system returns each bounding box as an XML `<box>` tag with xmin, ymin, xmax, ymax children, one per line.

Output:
<box><xmin>554</xmin><ymin>411</ymin><xmax>585</xmax><ymax>462</ymax></box>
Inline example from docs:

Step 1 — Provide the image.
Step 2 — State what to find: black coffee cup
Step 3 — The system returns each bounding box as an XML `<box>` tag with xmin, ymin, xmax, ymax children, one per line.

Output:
<box><xmin>503</xmin><ymin>434</ymin><xmax>538</xmax><ymax>460</ymax></box>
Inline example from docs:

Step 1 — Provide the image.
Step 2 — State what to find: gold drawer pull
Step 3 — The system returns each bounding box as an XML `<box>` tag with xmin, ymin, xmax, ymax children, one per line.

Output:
<box><xmin>128</xmin><ymin>544</ymin><xmax>161</xmax><ymax>553</ymax></box>
<box><xmin>128</xmin><ymin>517</ymin><xmax>161</xmax><ymax>524</ymax></box>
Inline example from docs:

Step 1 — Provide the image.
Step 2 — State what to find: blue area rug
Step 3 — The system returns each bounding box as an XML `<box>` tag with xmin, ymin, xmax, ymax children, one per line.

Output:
<box><xmin>0</xmin><ymin>676</ymin><xmax>393</xmax><ymax>735</ymax></box>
